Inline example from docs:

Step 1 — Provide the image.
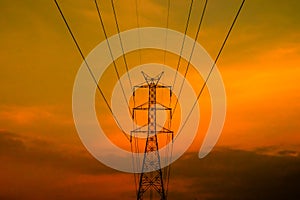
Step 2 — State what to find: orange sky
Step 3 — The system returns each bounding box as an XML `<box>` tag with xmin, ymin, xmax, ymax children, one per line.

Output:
<box><xmin>0</xmin><ymin>0</ymin><xmax>300</xmax><ymax>199</ymax></box>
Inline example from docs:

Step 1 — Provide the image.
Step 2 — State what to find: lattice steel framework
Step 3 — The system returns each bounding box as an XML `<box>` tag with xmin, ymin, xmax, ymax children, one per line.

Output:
<box><xmin>131</xmin><ymin>72</ymin><xmax>173</xmax><ymax>200</ymax></box>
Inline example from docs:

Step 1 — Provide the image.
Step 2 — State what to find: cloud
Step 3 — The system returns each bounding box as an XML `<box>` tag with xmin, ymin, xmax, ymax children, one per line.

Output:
<box><xmin>0</xmin><ymin>131</ymin><xmax>25</xmax><ymax>154</ymax></box>
<box><xmin>168</xmin><ymin>148</ymin><xmax>300</xmax><ymax>200</ymax></box>
<box><xmin>277</xmin><ymin>150</ymin><xmax>299</xmax><ymax>157</ymax></box>
<box><xmin>1</xmin><ymin>133</ymin><xmax>299</xmax><ymax>200</ymax></box>
<box><xmin>0</xmin><ymin>105</ymin><xmax>67</xmax><ymax>126</ymax></box>
<box><xmin>0</xmin><ymin>130</ymin><xmax>135</xmax><ymax>199</ymax></box>
<box><xmin>255</xmin><ymin>146</ymin><xmax>300</xmax><ymax>157</ymax></box>
<box><xmin>199</xmin><ymin>0</ymin><xmax>300</xmax><ymax>64</ymax></box>
<box><xmin>0</xmin><ymin>130</ymin><xmax>114</xmax><ymax>175</ymax></box>
<box><xmin>0</xmin><ymin>105</ymin><xmax>75</xmax><ymax>143</ymax></box>
<box><xmin>0</xmin><ymin>0</ymin><xmax>299</xmax><ymax>199</ymax></box>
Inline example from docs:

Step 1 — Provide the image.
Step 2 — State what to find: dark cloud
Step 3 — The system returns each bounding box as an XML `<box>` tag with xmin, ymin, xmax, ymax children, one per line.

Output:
<box><xmin>254</xmin><ymin>146</ymin><xmax>299</xmax><ymax>157</ymax></box>
<box><xmin>277</xmin><ymin>150</ymin><xmax>299</xmax><ymax>157</ymax></box>
<box><xmin>168</xmin><ymin>148</ymin><xmax>300</xmax><ymax>200</ymax></box>
<box><xmin>0</xmin><ymin>130</ymin><xmax>117</xmax><ymax>175</ymax></box>
<box><xmin>0</xmin><ymin>130</ymin><xmax>133</xmax><ymax>200</ymax></box>
<box><xmin>1</xmin><ymin>131</ymin><xmax>300</xmax><ymax>199</ymax></box>
<box><xmin>0</xmin><ymin>131</ymin><xmax>25</xmax><ymax>152</ymax></box>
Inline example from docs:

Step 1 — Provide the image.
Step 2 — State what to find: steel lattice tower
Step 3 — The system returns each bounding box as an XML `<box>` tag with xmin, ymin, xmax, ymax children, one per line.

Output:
<box><xmin>131</xmin><ymin>72</ymin><xmax>173</xmax><ymax>200</ymax></box>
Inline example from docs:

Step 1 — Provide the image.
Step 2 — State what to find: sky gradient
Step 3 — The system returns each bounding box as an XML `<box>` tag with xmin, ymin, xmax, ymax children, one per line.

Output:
<box><xmin>0</xmin><ymin>0</ymin><xmax>300</xmax><ymax>199</ymax></box>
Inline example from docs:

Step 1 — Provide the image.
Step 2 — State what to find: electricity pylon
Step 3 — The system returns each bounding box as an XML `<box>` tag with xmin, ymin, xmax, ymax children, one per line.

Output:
<box><xmin>131</xmin><ymin>72</ymin><xmax>173</xmax><ymax>200</ymax></box>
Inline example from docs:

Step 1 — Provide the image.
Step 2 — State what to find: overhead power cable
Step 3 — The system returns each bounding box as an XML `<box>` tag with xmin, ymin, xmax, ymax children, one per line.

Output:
<box><xmin>163</xmin><ymin>0</ymin><xmax>171</xmax><ymax>65</ymax></box>
<box><xmin>110</xmin><ymin>0</ymin><xmax>133</xmax><ymax>90</ymax></box>
<box><xmin>135</xmin><ymin>0</ymin><xmax>142</xmax><ymax>65</ymax></box>
<box><xmin>177</xmin><ymin>0</ymin><xmax>246</xmax><ymax>137</ymax></box>
<box><xmin>54</xmin><ymin>0</ymin><xmax>130</xmax><ymax>140</ymax></box>
<box><xmin>172</xmin><ymin>0</ymin><xmax>194</xmax><ymax>89</ymax></box>
<box><xmin>172</xmin><ymin>0</ymin><xmax>208</xmax><ymax>115</ymax></box>
<box><xmin>94</xmin><ymin>0</ymin><xmax>133</xmax><ymax>117</ymax></box>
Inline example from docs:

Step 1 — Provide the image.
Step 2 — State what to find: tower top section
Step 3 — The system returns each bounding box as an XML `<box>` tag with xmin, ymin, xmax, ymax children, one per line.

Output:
<box><xmin>141</xmin><ymin>71</ymin><xmax>164</xmax><ymax>86</ymax></box>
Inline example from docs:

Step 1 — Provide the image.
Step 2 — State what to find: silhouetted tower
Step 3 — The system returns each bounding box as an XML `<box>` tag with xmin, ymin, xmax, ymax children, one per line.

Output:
<box><xmin>131</xmin><ymin>72</ymin><xmax>173</xmax><ymax>200</ymax></box>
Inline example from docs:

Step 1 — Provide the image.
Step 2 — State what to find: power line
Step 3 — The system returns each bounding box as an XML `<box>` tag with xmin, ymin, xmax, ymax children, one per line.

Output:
<box><xmin>135</xmin><ymin>0</ymin><xmax>142</xmax><ymax>65</ymax></box>
<box><xmin>94</xmin><ymin>0</ymin><xmax>133</xmax><ymax>118</ymax></box>
<box><xmin>54</xmin><ymin>0</ymin><xmax>130</xmax><ymax>141</ymax></box>
<box><xmin>172</xmin><ymin>0</ymin><xmax>194</xmax><ymax>89</ymax></box>
<box><xmin>163</xmin><ymin>1</ymin><xmax>172</xmax><ymax>194</ymax></box>
<box><xmin>110</xmin><ymin>0</ymin><xmax>133</xmax><ymax>90</ymax></box>
<box><xmin>163</xmin><ymin>0</ymin><xmax>171</xmax><ymax>65</ymax></box>
<box><xmin>172</xmin><ymin>0</ymin><xmax>208</xmax><ymax>115</ymax></box>
<box><xmin>176</xmin><ymin>0</ymin><xmax>246</xmax><ymax>137</ymax></box>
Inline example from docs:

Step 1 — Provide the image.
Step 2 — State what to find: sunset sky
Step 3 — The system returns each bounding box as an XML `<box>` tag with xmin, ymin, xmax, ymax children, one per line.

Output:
<box><xmin>1</xmin><ymin>0</ymin><xmax>300</xmax><ymax>199</ymax></box>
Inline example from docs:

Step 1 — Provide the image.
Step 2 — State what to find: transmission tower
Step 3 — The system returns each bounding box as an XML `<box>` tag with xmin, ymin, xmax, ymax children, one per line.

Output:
<box><xmin>131</xmin><ymin>71</ymin><xmax>173</xmax><ymax>200</ymax></box>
